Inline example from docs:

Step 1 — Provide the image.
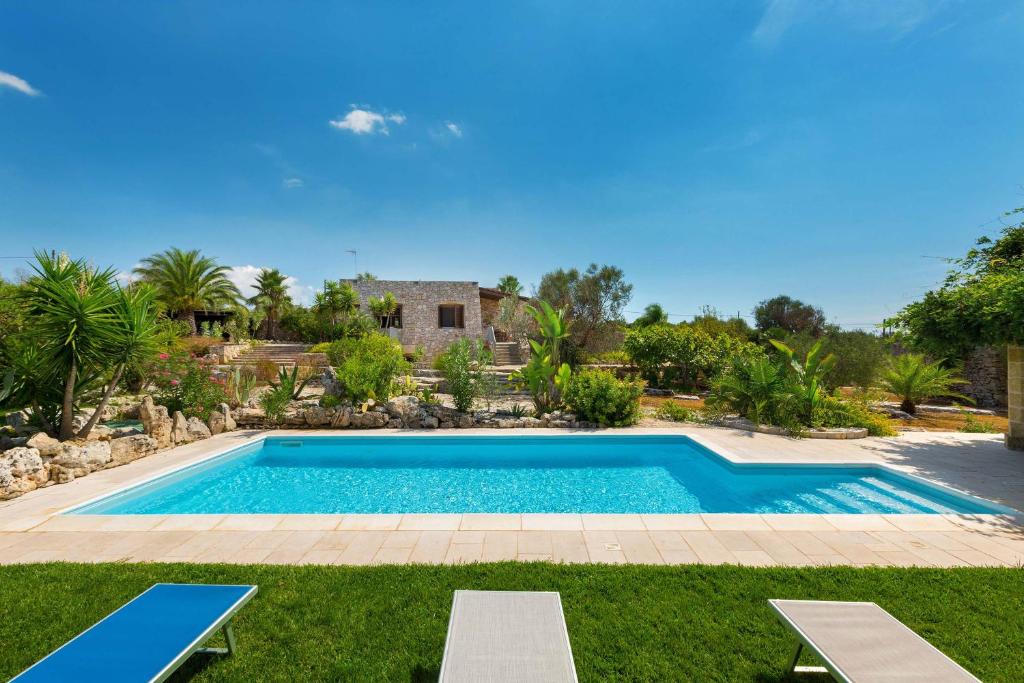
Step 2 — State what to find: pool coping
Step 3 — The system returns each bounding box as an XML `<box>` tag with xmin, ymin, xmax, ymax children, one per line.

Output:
<box><xmin>57</xmin><ymin>429</ymin><xmax>1020</xmax><ymax>519</ymax></box>
<box><xmin>3</xmin><ymin>428</ymin><xmax>1023</xmax><ymax>567</ymax></box>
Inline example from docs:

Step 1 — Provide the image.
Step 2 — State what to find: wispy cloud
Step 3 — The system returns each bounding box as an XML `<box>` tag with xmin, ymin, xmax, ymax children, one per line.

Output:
<box><xmin>445</xmin><ymin>121</ymin><xmax>463</xmax><ymax>138</ymax></box>
<box><xmin>752</xmin><ymin>0</ymin><xmax>943</xmax><ymax>47</ymax></box>
<box><xmin>282</xmin><ymin>177</ymin><xmax>304</xmax><ymax>189</ymax></box>
<box><xmin>329</xmin><ymin>106</ymin><xmax>406</xmax><ymax>135</ymax></box>
<box><xmin>254</xmin><ymin>143</ymin><xmax>304</xmax><ymax>189</ymax></box>
<box><xmin>0</xmin><ymin>70</ymin><xmax>41</xmax><ymax>96</ymax></box>
<box><xmin>227</xmin><ymin>265</ymin><xmax>314</xmax><ymax>305</ymax></box>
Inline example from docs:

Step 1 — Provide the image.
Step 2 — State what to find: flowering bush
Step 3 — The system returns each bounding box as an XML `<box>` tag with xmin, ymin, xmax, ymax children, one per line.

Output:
<box><xmin>151</xmin><ymin>350</ymin><xmax>228</xmax><ymax>420</ymax></box>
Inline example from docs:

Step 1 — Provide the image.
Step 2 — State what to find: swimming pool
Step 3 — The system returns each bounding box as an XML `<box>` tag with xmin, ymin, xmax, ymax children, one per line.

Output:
<box><xmin>70</xmin><ymin>435</ymin><xmax>1008</xmax><ymax>515</ymax></box>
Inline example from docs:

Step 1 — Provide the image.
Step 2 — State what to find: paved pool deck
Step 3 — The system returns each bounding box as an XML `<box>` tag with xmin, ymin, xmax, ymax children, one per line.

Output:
<box><xmin>1</xmin><ymin>427</ymin><xmax>1023</xmax><ymax>568</ymax></box>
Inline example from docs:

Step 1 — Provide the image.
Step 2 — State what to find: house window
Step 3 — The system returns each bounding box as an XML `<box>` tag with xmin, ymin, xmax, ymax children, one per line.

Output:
<box><xmin>378</xmin><ymin>305</ymin><xmax>402</xmax><ymax>329</ymax></box>
<box><xmin>438</xmin><ymin>304</ymin><xmax>465</xmax><ymax>329</ymax></box>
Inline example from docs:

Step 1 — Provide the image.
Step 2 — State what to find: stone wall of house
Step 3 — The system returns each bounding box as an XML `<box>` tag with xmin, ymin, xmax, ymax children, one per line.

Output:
<box><xmin>348</xmin><ymin>280</ymin><xmax>484</xmax><ymax>359</ymax></box>
<box><xmin>1007</xmin><ymin>345</ymin><xmax>1023</xmax><ymax>451</ymax></box>
<box><xmin>480</xmin><ymin>296</ymin><xmax>500</xmax><ymax>330</ymax></box>
<box><xmin>962</xmin><ymin>346</ymin><xmax>1008</xmax><ymax>409</ymax></box>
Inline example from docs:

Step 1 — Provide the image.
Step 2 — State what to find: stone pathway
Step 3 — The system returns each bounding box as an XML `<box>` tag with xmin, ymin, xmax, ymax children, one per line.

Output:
<box><xmin>1</xmin><ymin>428</ymin><xmax>1022</xmax><ymax>567</ymax></box>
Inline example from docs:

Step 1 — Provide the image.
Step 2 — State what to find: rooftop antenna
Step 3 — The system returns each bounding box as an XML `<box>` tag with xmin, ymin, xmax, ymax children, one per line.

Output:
<box><xmin>345</xmin><ymin>249</ymin><xmax>357</xmax><ymax>279</ymax></box>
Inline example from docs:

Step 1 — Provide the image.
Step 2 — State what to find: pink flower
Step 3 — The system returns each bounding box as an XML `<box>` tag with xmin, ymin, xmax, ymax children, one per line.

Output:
<box><xmin>159</xmin><ymin>353</ymin><xmax>169</xmax><ymax>360</ymax></box>
<box><xmin>170</xmin><ymin>379</ymin><xmax>179</xmax><ymax>386</ymax></box>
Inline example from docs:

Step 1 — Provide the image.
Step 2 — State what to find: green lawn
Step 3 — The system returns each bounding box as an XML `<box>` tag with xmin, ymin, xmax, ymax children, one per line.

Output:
<box><xmin>2</xmin><ymin>563</ymin><xmax>1021</xmax><ymax>682</ymax></box>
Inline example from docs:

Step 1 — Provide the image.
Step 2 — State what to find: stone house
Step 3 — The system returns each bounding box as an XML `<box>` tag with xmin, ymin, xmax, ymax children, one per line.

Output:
<box><xmin>347</xmin><ymin>280</ymin><xmax>525</xmax><ymax>361</ymax></box>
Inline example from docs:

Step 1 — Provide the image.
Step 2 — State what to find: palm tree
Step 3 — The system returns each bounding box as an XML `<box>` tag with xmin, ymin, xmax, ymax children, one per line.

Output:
<box><xmin>497</xmin><ymin>275</ymin><xmax>522</xmax><ymax>296</ymax></box>
<box><xmin>248</xmin><ymin>268</ymin><xmax>291</xmax><ymax>339</ymax></box>
<box><xmin>879</xmin><ymin>354</ymin><xmax>970</xmax><ymax>415</ymax></box>
<box><xmin>634</xmin><ymin>303</ymin><xmax>669</xmax><ymax>327</ymax></box>
<box><xmin>133</xmin><ymin>248</ymin><xmax>240</xmax><ymax>333</ymax></box>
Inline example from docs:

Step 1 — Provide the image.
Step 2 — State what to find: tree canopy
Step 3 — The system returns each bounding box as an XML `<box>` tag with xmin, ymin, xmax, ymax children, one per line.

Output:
<box><xmin>537</xmin><ymin>264</ymin><xmax>632</xmax><ymax>361</ymax></box>
<box><xmin>890</xmin><ymin>208</ymin><xmax>1024</xmax><ymax>355</ymax></box>
<box><xmin>753</xmin><ymin>295</ymin><xmax>827</xmax><ymax>336</ymax></box>
<box><xmin>633</xmin><ymin>303</ymin><xmax>668</xmax><ymax>328</ymax></box>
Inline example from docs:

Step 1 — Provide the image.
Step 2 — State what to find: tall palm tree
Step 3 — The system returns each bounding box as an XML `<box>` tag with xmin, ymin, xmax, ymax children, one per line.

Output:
<box><xmin>248</xmin><ymin>268</ymin><xmax>291</xmax><ymax>339</ymax></box>
<box><xmin>497</xmin><ymin>274</ymin><xmax>522</xmax><ymax>296</ymax></box>
<box><xmin>369</xmin><ymin>291</ymin><xmax>399</xmax><ymax>329</ymax></box>
<box><xmin>133</xmin><ymin>248</ymin><xmax>240</xmax><ymax>333</ymax></box>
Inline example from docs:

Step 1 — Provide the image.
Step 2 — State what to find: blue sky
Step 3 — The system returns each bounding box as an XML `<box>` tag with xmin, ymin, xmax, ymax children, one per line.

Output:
<box><xmin>2</xmin><ymin>1</ymin><xmax>1022</xmax><ymax>328</ymax></box>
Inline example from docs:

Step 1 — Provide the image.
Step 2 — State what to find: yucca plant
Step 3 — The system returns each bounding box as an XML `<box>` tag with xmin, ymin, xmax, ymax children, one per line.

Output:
<box><xmin>879</xmin><ymin>354</ymin><xmax>970</xmax><ymax>415</ymax></box>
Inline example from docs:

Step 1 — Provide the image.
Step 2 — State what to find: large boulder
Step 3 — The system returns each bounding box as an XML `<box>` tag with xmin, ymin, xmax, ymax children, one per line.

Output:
<box><xmin>186</xmin><ymin>417</ymin><xmax>212</xmax><ymax>441</ymax></box>
<box><xmin>110</xmin><ymin>434</ymin><xmax>159</xmax><ymax>465</ymax></box>
<box><xmin>302</xmin><ymin>406</ymin><xmax>332</xmax><ymax>427</ymax></box>
<box><xmin>48</xmin><ymin>441</ymin><xmax>112</xmax><ymax>482</ymax></box>
<box><xmin>26</xmin><ymin>432</ymin><xmax>61</xmax><ymax>458</ymax></box>
<box><xmin>321</xmin><ymin>367</ymin><xmax>343</xmax><ymax>398</ymax></box>
<box><xmin>330</xmin><ymin>407</ymin><xmax>352</xmax><ymax>428</ymax></box>
<box><xmin>171</xmin><ymin>411</ymin><xmax>190</xmax><ymax>444</ymax></box>
<box><xmin>219</xmin><ymin>403</ymin><xmax>236</xmax><ymax>432</ymax></box>
<box><xmin>139</xmin><ymin>396</ymin><xmax>173</xmax><ymax>447</ymax></box>
<box><xmin>0</xmin><ymin>447</ymin><xmax>49</xmax><ymax>499</ymax></box>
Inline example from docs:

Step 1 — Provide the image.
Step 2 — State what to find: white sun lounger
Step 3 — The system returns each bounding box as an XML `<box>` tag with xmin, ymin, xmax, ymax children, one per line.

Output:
<box><xmin>439</xmin><ymin>590</ymin><xmax>578</xmax><ymax>683</ymax></box>
<box><xmin>769</xmin><ymin>599</ymin><xmax>980</xmax><ymax>682</ymax></box>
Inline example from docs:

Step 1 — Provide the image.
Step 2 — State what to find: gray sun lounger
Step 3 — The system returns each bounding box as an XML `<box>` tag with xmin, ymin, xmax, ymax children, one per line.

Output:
<box><xmin>769</xmin><ymin>599</ymin><xmax>980</xmax><ymax>682</ymax></box>
<box><xmin>439</xmin><ymin>590</ymin><xmax>578</xmax><ymax>683</ymax></box>
<box><xmin>12</xmin><ymin>583</ymin><xmax>257</xmax><ymax>683</ymax></box>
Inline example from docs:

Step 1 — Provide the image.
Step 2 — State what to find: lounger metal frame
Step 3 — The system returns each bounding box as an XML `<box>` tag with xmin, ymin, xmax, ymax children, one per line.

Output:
<box><xmin>13</xmin><ymin>583</ymin><xmax>257</xmax><ymax>683</ymax></box>
<box><xmin>769</xmin><ymin>599</ymin><xmax>980</xmax><ymax>682</ymax></box>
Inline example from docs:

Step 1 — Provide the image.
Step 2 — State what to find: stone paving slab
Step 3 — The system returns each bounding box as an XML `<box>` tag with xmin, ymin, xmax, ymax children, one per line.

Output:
<box><xmin>0</xmin><ymin>428</ymin><xmax>1022</xmax><ymax>567</ymax></box>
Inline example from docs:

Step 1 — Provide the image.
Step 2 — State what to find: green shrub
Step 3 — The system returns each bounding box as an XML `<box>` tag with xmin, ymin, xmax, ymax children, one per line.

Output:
<box><xmin>959</xmin><ymin>412</ymin><xmax>1000</xmax><ymax>433</ymax></box>
<box><xmin>308</xmin><ymin>341</ymin><xmax>333</xmax><ymax>353</ymax></box>
<box><xmin>705</xmin><ymin>355</ymin><xmax>801</xmax><ymax>431</ymax></box>
<box><xmin>812</xmin><ymin>395</ymin><xmax>897</xmax><ymax>437</ymax></box>
<box><xmin>434</xmin><ymin>339</ymin><xmax>491</xmax><ymax>412</ymax></box>
<box><xmin>259</xmin><ymin>384</ymin><xmax>292</xmax><ymax>423</ymax></box>
<box><xmin>564</xmin><ymin>369</ymin><xmax>644</xmax><ymax>427</ymax></box>
<box><xmin>655</xmin><ymin>401</ymin><xmax>699</xmax><ymax>423</ymax></box>
<box><xmin>623</xmin><ymin>324</ymin><xmax>762</xmax><ymax>389</ymax></box>
<box><xmin>585</xmin><ymin>350</ymin><xmax>630</xmax><ymax>364</ymax></box>
<box><xmin>319</xmin><ymin>393</ymin><xmax>343</xmax><ymax>409</ymax></box>
<box><xmin>334</xmin><ymin>333</ymin><xmax>410</xmax><ymax>402</ymax></box>
<box><xmin>152</xmin><ymin>352</ymin><xmax>228</xmax><ymax>420</ymax></box>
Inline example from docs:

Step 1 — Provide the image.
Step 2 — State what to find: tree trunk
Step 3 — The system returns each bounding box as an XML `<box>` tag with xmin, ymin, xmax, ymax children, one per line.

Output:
<box><xmin>187</xmin><ymin>310</ymin><xmax>198</xmax><ymax>335</ymax></box>
<box><xmin>59</xmin><ymin>358</ymin><xmax>77</xmax><ymax>440</ymax></box>
<box><xmin>900</xmin><ymin>398</ymin><xmax>916</xmax><ymax>415</ymax></box>
<box><xmin>1007</xmin><ymin>345</ymin><xmax>1023</xmax><ymax>451</ymax></box>
<box><xmin>77</xmin><ymin>364</ymin><xmax>124</xmax><ymax>439</ymax></box>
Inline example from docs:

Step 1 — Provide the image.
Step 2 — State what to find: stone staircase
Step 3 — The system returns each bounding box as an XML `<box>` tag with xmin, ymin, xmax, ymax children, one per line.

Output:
<box><xmin>229</xmin><ymin>343</ymin><xmax>309</xmax><ymax>368</ymax></box>
<box><xmin>490</xmin><ymin>342</ymin><xmax>523</xmax><ymax>366</ymax></box>
<box><xmin>410</xmin><ymin>367</ymin><xmax>526</xmax><ymax>395</ymax></box>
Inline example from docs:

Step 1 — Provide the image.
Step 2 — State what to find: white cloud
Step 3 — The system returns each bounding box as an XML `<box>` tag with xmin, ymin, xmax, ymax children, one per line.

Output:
<box><xmin>227</xmin><ymin>265</ymin><xmax>314</xmax><ymax>305</ymax></box>
<box><xmin>445</xmin><ymin>121</ymin><xmax>463</xmax><ymax>138</ymax></box>
<box><xmin>752</xmin><ymin>0</ymin><xmax>940</xmax><ymax>46</ymax></box>
<box><xmin>0</xmin><ymin>70</ymin><xmax>41</xmax><ymax>96</ymax></box>
<box><xmin>282</xmin><ymin>177</ymin><xmax>304</xmax><ymax>189</ymax></box>
<box><xmin>329</xmin><ymin>107</ymin><xmax>405</xmax><ymax>135</ymax></box>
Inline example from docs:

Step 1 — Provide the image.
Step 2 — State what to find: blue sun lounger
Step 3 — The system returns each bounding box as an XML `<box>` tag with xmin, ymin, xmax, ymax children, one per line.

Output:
<box><xmin>12</xmin><ymin>583</ymin><xmax>257</xmax><ymax>683</ymax></box>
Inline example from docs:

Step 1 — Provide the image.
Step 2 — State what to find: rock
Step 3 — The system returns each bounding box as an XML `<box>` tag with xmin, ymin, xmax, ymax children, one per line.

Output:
<box><xmin>521</xmin><ymin>417</ymin><xmax>543</xmax><ymax>428</ymax></box>
<box><xmin>302</xmin><ymin>406</ymin><xmax>331</xmax><ymax>427</ymax></box>
<box><xmin>330</xmin><ymin>407</ymin><xmax>352</xmax><ymax>428</ymax></box>
<box><xmin>208</xmin><ymin>410</ymin><xmax>227</xmax><ymax>435</ymax></box>
<box><xmin>386</xmin><ymin>396</ymin><xmax>420</xmax><ymax>419</ymax></box>
<box><xmin>0</xmin><ymin>447</ymin><xmax>48</xmax><ymax>499</ymax></box>
<box><xmin>85</xmin><ymin>425</ymin><xmax>113</xmax><ymax>441</ymax></box>
<box><xmin>387</xmin><ymin>418</ymin><xmax>403</xmax><ymax>429</ymax></box>
<box><xmin>351</xmin><ymin>410</ymin><xmax>388</xmax><ymax>429</ymax></box>
<box><xmin>219</xmin><ymin>403</ymin><xmax>236</xmax><ymax>432</ymax></box>
<box><xmin>457</xmin><ymin>415</ymin><xmax>475</xmax><ymax>429</ymax></box>
<box><xmin>186</xmin><ymin>417</ymin><xmax>212</xmax><ymax>440</ymax></box>
<box><xmin>5</xmin><ymin>410</ymin><xmax>30</xmax><ymax>430</ymax></box>
<box><xmin>26</xmin><ymin>432</ymin><xmax>61</xmax><ymax>457</ymax></box>
<box><xmin>139</xmin><ymin>396</ymin><xmax>173</xmax><ymax>447</ymax></box>
<box><xmin>440</xmin><ymin>421</ymin><xmax>454</xmax><ymax>429</ymax></box>
<box><xmin>110</xmin><ymin>434</ymin><xmax>159</xmax><ymax>465</ymax></box>
<box><xmin>321</xmin><ymin>367</ymin><xmax>343</xmax><ymax>397</ymax></box>
<box><xmin>171</xmin><ymin>411</ymin><xmax>190</xmax><ymax>444</ymax></box>
<box><xmin>421</xmin><ymin>416</ymin><xmax>439</xmax><ymax>429</ymax></box>
<box><xmin>110</xmin><ymin>425</ymin><xmax>144</xmax><ymax>438</ymax></box>
<box><xmin>50</xmin><ymin>441</ymin><xmax>111</xmax><ymax>474</ymax></box>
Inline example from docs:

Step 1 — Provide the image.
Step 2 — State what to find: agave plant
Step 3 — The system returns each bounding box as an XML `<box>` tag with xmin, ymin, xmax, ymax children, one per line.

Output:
<box><xmin>879</xmin><ymin>354</ymin><xmax>970</xmax><ymax>415</ymax></box>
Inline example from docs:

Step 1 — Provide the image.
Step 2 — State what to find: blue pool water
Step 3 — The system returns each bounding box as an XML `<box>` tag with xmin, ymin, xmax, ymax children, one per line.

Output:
<box><xmin>71</xmin><ymin>436</ymin><xmax>1007</xmax><ymax>515</ymax></box>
